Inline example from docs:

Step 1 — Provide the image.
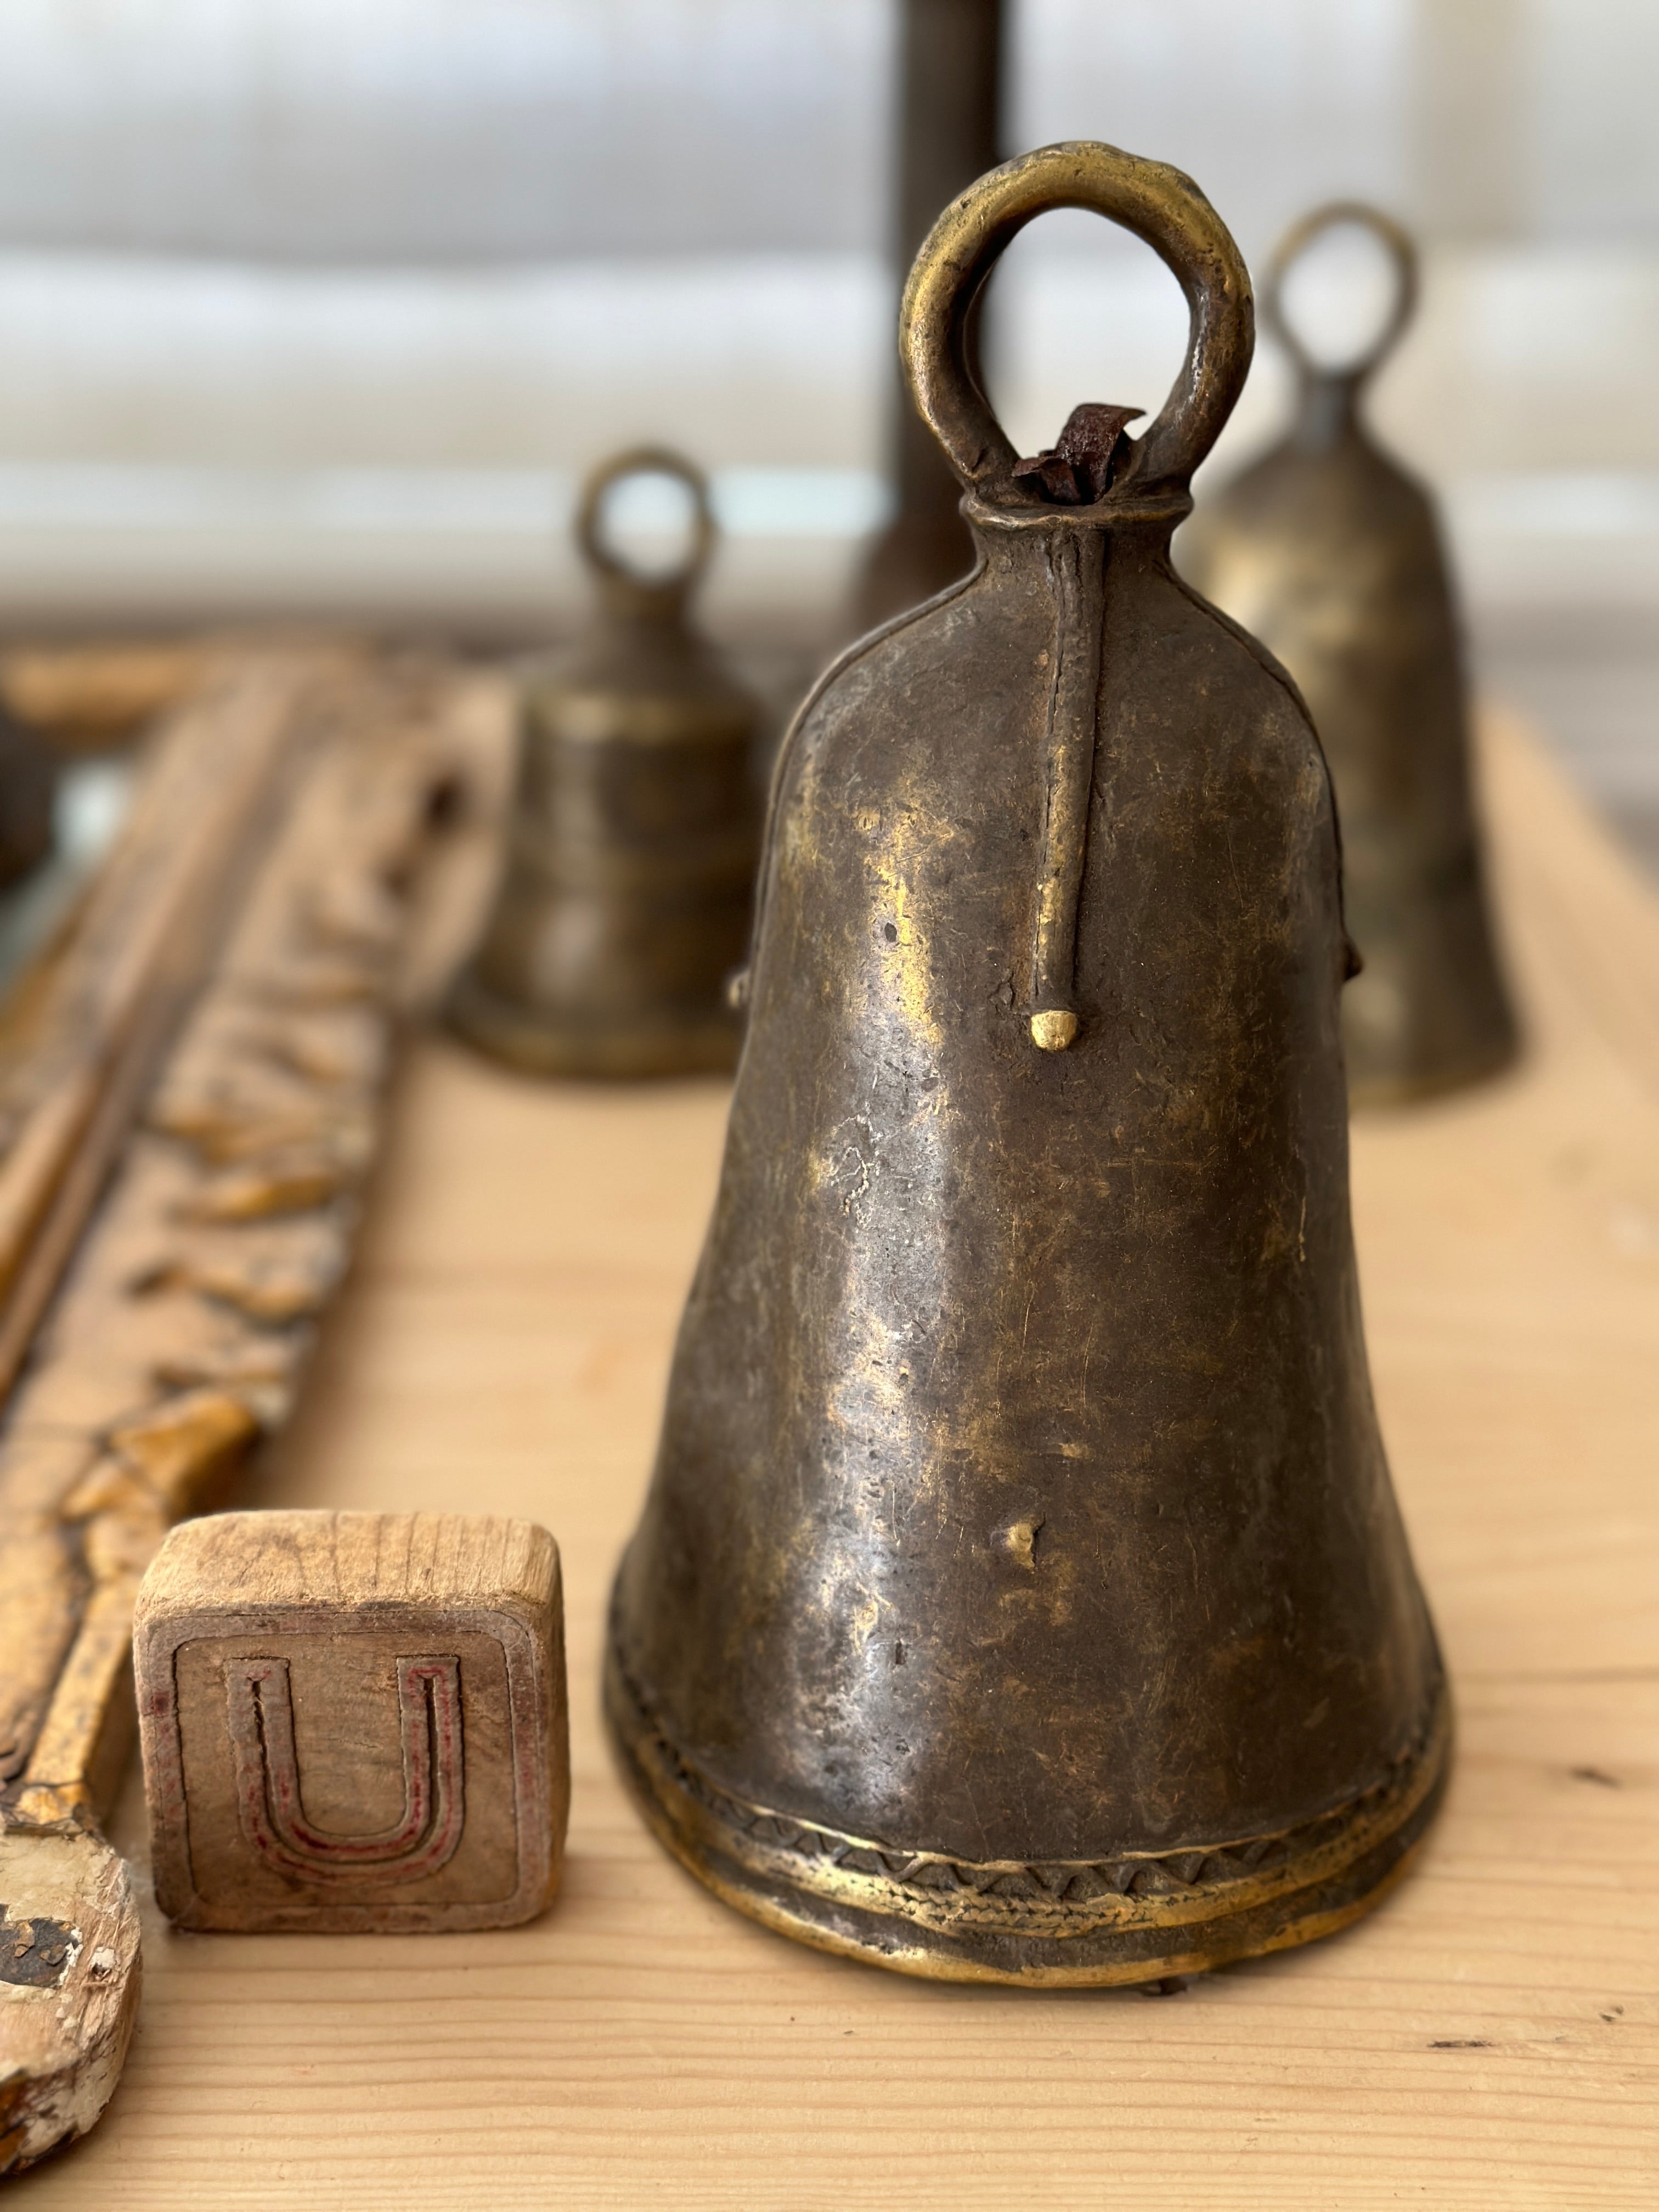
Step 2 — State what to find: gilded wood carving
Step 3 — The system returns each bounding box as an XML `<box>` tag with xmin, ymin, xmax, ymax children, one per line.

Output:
<box><xmin>0</xmin><ymin>652</ymin><xmax>504</xmax><ymax>2173</ymax></box>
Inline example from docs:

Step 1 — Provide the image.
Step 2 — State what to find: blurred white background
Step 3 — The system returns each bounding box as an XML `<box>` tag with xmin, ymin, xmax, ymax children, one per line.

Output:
<box><xmin>0</xmin><ymin>0</ymin><xmax>1654</xmax><ymax>848</ymax></box>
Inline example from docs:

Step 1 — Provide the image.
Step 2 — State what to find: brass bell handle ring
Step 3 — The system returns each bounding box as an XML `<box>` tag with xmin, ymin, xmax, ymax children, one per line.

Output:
<box><xmin>1263</xmin><ymin>201</ymin><xmax>1418</xmax><ymax>385</ymax></box>
<box><xmin>901</xmin><ymin>140</ymin><xmax>1254</xmax><ymax>504</ymax></box>
<box><xmin>577</xmin><ymin>444</ymin><xmax>716</xmax><ymax>601</ymax></box>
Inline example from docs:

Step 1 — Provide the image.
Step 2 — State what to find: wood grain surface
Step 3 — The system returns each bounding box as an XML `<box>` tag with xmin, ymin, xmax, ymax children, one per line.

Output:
<box><xmin>15</xmin><ymin>707</ymin><xmax>1657</xmax><ymax>2208</ymax></box>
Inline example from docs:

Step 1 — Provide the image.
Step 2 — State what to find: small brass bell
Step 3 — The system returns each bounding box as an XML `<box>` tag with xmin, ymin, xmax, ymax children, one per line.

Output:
<box><xmin>608</xmin><ymin>145</ymin><xmax>1447</xmax><ymax>1987</ymax></box>
<box><xmin>450</xmin><ymin>448</ymin><xmax>761</xmax><ymax>1077</ymax></box>
<box><xmin>1181</xmin><ymin>204</ymin><xmax>1518</xmax><ymax>1106</ymax></box>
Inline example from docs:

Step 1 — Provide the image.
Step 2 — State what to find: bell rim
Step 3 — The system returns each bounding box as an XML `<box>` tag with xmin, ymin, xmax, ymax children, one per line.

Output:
<box><xmin>447</xmin><ymin>965</ymin><xmax>741</xmax><ymax>1080</ymax></box>
<box><xmin>605</xmin><ymin>1638</ymin><xmax>1451</xmax><ymax>1988</ymax></box>
<box><xmin>1346</xmin><ymin>1031</ymin><xmax>1521</xmax><ymax>1111</ymax></box>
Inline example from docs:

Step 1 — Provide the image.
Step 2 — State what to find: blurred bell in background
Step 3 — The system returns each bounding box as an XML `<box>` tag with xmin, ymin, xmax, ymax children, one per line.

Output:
<box><xmin>450</xmin><ymin>447</ymin><xmax>761</xmax><ymax>1077</ymax></box>
<box><xmin>1181</xmin><ymin>204</ymin><xmax>1521</xmax><ymax>1105</ymax></box>
<box><xmin>0</xmin><ymin>0</ymin><xmax>1654</xmax><ymax>891</ymax></box>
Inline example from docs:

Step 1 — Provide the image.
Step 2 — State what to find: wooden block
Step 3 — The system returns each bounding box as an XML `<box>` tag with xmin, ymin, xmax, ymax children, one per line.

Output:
<box><xmin>134</xmin><ymin>1511</ymin><xmax>567</xmax><ymax>1933</ymax></box>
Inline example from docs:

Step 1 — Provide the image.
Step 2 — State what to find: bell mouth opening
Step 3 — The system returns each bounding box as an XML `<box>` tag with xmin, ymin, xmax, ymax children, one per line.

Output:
<box><xmin>603</xmin><ymin>1633</ymin><xmax>1450</xmax><ymax>1989</ymax></box>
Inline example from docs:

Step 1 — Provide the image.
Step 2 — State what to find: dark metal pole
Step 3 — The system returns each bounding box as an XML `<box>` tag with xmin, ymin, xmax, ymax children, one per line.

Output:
<box><xmin>852</xmin><ymin>0</ymin><xmax>1003</xmax><ymax>634</ymax></box>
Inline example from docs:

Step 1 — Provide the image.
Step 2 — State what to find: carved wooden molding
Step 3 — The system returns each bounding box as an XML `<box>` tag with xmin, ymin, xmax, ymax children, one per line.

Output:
<box><xmin>0</xmin><ymin>648</ymin><xmax>509</xmax><ymax>2174</ymax></box>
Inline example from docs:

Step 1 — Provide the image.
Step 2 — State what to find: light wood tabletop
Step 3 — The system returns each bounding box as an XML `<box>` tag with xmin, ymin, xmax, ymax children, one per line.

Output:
<box><xmin>18</xmin><ymin>707</ymin><xmax>1657</xmax><ymax>2209</ymax></box>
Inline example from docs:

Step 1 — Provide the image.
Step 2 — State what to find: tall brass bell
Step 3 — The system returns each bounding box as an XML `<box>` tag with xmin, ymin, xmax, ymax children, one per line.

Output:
<box><xmin>607</xmin><ymin>145</ymin><xmax>1448</xmax><ymax>1987</ymax></box>
<box><xmin>1181</xmin><ymin>205</ymin><xmax>1518</xmax><ymax>1106</ymax></box>
<box><xmin>451</xmin><ymin>448</ymin><xmax>761</xmax><ymax>1076</ymax></box>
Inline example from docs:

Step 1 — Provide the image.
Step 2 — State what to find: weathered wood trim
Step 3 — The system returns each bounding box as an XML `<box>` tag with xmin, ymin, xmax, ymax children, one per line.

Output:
<box><xmin>0</xmin><ymin>651</ymin><xmax>508</xmax><ymax>2174</ymax></box>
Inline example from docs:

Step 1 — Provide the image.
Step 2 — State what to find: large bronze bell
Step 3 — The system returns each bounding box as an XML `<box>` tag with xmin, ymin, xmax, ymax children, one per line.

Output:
<box><xmin>607</xmin><ymin>144</ymin><xmax>1448</xmax><ymax>1987</ymax></box>
<box><xmin>450</xmin><ymin>448</ymin><xmax>761</xmax><ymax>1076</ymax></box>
<box><xmin>1181</xmin><ymin>204</ymin><xmax>1517</xmax><ymax>1105</ymax></box>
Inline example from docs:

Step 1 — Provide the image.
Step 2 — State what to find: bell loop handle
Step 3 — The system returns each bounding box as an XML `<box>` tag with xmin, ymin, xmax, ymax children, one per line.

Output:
<box><xmin>577</xmin><ymin>445</ymin><xmax>717</xmax><ymax>619</ymax></box>
<box><xmin>900</xmin><ymin>141</ymin><xmax>1254</xmax><ymax>510</ymax></box>
<box><xmin>1262</xmin><ymin>201</ymin><xmax>1419</xmax><ymax>388</ymax></box>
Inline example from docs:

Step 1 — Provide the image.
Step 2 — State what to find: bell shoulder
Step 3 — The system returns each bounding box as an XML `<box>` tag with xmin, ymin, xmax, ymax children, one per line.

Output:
<box><xmin>1152</xmin><ymin>552</ymin><xmax>1324</xmax><ymax>755</ymax></box>
<box><xmin>776</xmin><ymin>572</ymin><xmax>1034</xmax><ymax>797</ymax></box>
<box><xmin>1183</xmin><ymin>428</ymin><xmax>1444</xmax><ymax>599</ymax></box>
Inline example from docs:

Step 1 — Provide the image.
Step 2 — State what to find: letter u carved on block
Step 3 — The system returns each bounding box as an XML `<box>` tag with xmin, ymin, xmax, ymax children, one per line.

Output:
<box><xmin>225</xmin><ymin>1656</ymin><xmax>466</xmax><ymax>1886</ymax></box>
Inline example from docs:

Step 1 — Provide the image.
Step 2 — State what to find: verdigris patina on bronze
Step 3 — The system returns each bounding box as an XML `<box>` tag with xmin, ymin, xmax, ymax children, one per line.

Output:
<box><xmin>607</xmin><ymin>143</ymin><xmax>1448</xmax><ymax>1985</ymax></box>
<box><xmin>1181</xmin><ymin>203</ymin><xmax>1517</xmax><ymax>1105</ymax></box>
<box><xmin>452</xmin><ymin>448</ymin><xmax>761</xmax><ymax>1077</ymax></box>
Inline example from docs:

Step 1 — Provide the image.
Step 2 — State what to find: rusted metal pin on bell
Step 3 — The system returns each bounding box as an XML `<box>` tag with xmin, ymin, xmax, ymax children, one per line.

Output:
<box><xmin>608</xmin><ymin>144</ymin><xmax>1448</xmax><ymax>1987</ymax></box>
<box><xmin>1181</xmin><ymin>203</ymin><xmax>1519</xmax><ymax>1106</ymax></box>
<box><xmin>450</xmin><ymin>447</ymin><xmax>762</xmax><ymax>1077</ymax></box>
